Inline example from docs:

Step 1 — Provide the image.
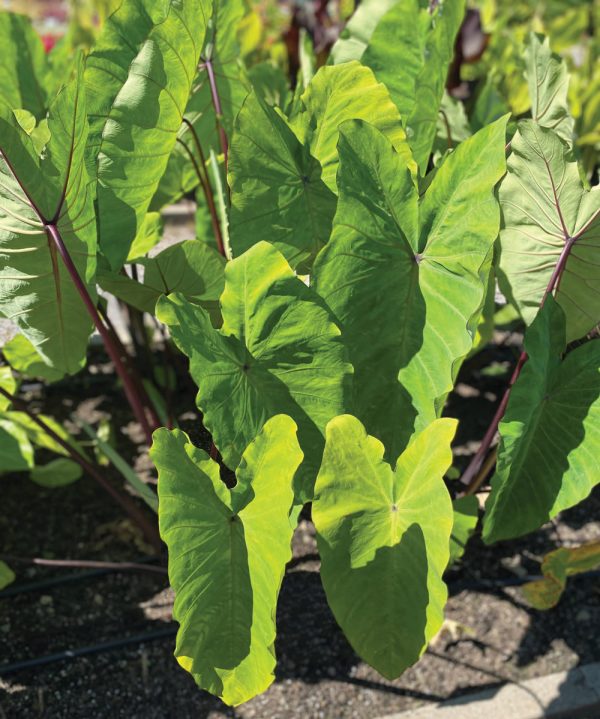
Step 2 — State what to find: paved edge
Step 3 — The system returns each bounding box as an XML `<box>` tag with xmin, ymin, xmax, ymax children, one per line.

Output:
<box><xmin>377</xmin><ymin>663</ymin><xmax>600</xmax><ymax>719</ymax></box>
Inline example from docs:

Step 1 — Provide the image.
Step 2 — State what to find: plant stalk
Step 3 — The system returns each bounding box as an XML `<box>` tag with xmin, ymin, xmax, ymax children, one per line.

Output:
<box><xmin>177</xmin><ymin>130</ymin><xmax>225</xmax><ymax>257</ymax></box>
<box><xmin>203</xmin><ymin>58</ymin><xmax>229</xmax><ymax>169</ymax></box>
<box><xmin>461</xmin><ymin>235</ymin><xmax>577</xmax><ymax>492</ymax></box>
<box><xmin>0</xmin><ymin>385</ymin><xmax>162</xmax><ymax>553</ymax></box>
<box><xmin>45</xmin><ymin>223</ymin><xmax>156</xmax><ymax>445</ymax></box>
<box><xmin>98</xmin><ymin>302</ymin><xmax>162</xmax><ymax>431</ymax></box>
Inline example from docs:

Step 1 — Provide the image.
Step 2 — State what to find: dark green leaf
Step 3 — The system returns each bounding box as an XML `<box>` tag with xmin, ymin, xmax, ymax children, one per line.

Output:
<box><xmin>85</xmin><ymin>0</ymin><xmax>212</xmax><ymax>269</ymax></box>
<box><xmin>0</xmin><ymin>58</ymin><xmax>96</xmax><ymax>375</ymax></box>
<box><xmin>362</xmin><ymin>0</ymin><xmax>465</xmax><ymax>173</ymax></box>
<box><xmin>99</xmin><ymin>239</ymin><xmax>225</xmax><ymax>316</ymax></box>
<box><xmin>483</xmin><ymin>299</ymin><xmax>600</xmax><ymax>543</ymax></box>
<box><xmin>30</xmin><ymin>458</ymin><xmax>83</xmax><ymax>487</ymax></box>
<box><xmin>0</xmin><ymin>416</ymin><xmax>34</xmax><ymax>473</ymax></box>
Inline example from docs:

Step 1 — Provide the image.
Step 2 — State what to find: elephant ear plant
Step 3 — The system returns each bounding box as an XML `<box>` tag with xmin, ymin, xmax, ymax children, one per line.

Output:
<box><xmin>0</xmin><ymin>0</ymin><xmax>599</xmax><ymax>708</ymax></box>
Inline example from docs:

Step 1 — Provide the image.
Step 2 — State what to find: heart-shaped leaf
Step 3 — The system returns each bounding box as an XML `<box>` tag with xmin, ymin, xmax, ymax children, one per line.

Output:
<box><xmin>228</xmin><ymin>91</ymin><xmax>336</xmax><ymax>271</ymax></box>
<box><xmin>85</xmin><ymin>0</ymin><xmax>212</xmax><ymax>269</ymax></box>
<box><xmin>157</xmin><ymin>241</ymin><xmax>352</xmax><ymax>499</ymax></box>
<box><xmin>314</xmin><ymin>116</ymin><xmax>508</xmax><ymax>458</ymax></box>
<box><xmin>290</xmin><ymin>61</ymin><xmax>415</xmax><ymax>192</ymax></box>
<box><xmin>362</xmin><ymin>0</ymin><xmax>465</xmax><ymax>173</ymax></box>
<box><xmin>0</xmin><ymin>58</ymin><xmax>96</xmax><ymax>375</ymax></box>
<box><xmin>152</xmin><ymin>414</ymin><xmax>302</xmax><ymax>705</ymax></box>
<box><xmin>313</xmin><ymin>415</ymin><xmax>456</xmax><ymax>678</ymax></box>
<box><xmin>497</xmin><ymin>121</ymin><xmax>600</xmax><ymax>342</ymax></box>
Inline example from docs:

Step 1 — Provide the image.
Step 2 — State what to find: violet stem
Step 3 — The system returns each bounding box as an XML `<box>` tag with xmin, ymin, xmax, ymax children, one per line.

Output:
<box><xmin>44</xmin><ymin>223</ymin><xmax>156</xmax><ymax>445</ymax></box>
<box><xmin>204</xmin><ymin>58</ymin><xmax>229</xmax><ymax>170</ymax></box>
<box><xmin>177</xmin><ymin>129</ymin><xmax>225</xmax><ymax>256</ymax></box>
<box><xmin>0</xmin><ymin>385</ymin><xmax>162</xmax><ymax>553</ymax></box>
<box><xmin>98</xmin><ymin>303</ymin><xmax>162</xmax><ymax>431</ymax></box>
<box><xmin>462</xmin><ymin>235</ymin><xmax>577</xmax><ymax>494</ymax></box>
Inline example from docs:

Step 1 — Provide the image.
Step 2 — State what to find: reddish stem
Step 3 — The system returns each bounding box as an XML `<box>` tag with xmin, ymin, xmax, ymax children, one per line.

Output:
<box><xmin>98</xmin><ymin>303</ymin><xmax>162</xmax><ymax>431</ymax></box>
<box><xmin>0</xmin><ymin>385</ymin><xmax>161</xmax><ymax>553</ymax></box>
<box><xmin>462</xmin><ymin>235</ymin><xmax>577</xmax><ymax>493</ymax></box>
<box><xmin>178</xmin><ymin>125</ymin><xmax>225</xmax><ymax>257</ymax></box>
<box><xmin>45</xmin><ymin>223</ymin><xmax>156</xmax><ymax>445</ymax></box>
<box><xmin>461</xmin><ymin>351</ymin><xmax>527</xmax><ymax>491</ymax></box>
<box><xmin>204</xmin><ymin>58</ymin><xmax>229</xmax><ymax>169</ymax></box>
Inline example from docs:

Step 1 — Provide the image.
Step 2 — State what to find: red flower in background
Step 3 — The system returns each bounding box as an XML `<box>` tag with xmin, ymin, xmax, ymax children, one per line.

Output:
<box><xmin>40</xmin><ymin>34</ymin><xmax>57</xmax><ymax>53</ymax></box>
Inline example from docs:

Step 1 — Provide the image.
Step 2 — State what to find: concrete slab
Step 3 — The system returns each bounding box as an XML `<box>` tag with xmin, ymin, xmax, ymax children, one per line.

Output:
<box><xmin>378</xmin><ymin>663</ymin><xmax>600</xmax><ymax>719</ymax></box>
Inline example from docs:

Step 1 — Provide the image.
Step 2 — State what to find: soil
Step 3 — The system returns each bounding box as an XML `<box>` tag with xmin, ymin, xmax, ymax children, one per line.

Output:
<box><xmin>1</xmin><ymin>307</ymin><xmax>599</xmax><ymax>719</ymax></box>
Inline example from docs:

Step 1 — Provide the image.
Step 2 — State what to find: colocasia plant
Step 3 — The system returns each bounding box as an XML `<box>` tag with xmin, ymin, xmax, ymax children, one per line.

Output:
<box><xmin>0</xmin><ymin>0</ymin><xmax>598</xmax><ymax>706</ymax></box>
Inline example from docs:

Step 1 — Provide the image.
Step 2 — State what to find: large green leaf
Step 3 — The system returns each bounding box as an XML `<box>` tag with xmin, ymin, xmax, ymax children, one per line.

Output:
<box><xmin>98</xmin><ymin>239</ymin><xmax>225</xmax><ymax>316</ymax></box>
<box><xmin>0</xmin><ymin>12</ymin><xmax>47</xmax><ymax>118</ymax></box>
<box><xmin>152</xmin><ymin>0</ymin><xmax>248</xmax><ymax>210</ymax></box>
<box><xmin>329</xmin><ymin>0</ymin><xmax>398</xmax><ymax>65</ymax></box>
<box><xmin>362</xmin><ymin>0</ymin><xmax>465</xmax><ymax>174</ymax></box>
<box><xmin>152</xmin><ymin>414</ymin><xmax>302</xmax><ymax>705</ymax></box>
<box><xmin>228</xmin><ymin>91</ymin><xmax>337</xmax><ymax>271</ymax></box>
<box><xmin>314</xmin><ymin>117</ymin><xmax>508</xmax><ymax>459</ymax></box>
<box><xmin>525</xmin><ymin>32</ymin><xmax>573</xmax><ymax>143</ymax></box>
<box><xmin>85</xmin><ymin>0</ymin><xmax>212</xmax><ymax>269</ymax></box>
<box><xmin>313</xmin><ymin>415</ymin><xmax>456</xmax><ymax>678</ymax></box>
<box><xmin>483</xmin><ymin>298</ymin><xmax>600</xmax><ymax>544</ymax></box>
<box><xmin>0</xmin><ymin>58</ymin><xmax>96</xmax><ymax>375</ymax></box>
<box><xmin>497</xmin><ymin>121</ymin><xmax>600</xmax><ymax>343</ymax></box>
<box><xmin>290</xmin><ymin>61</ymin><xmax>415</xmax><ymax>192</ymax></box>
<box><xmin>156</xmin><ymin>241</ymin><xmax>351</xmax><ymax>499</ymax></box>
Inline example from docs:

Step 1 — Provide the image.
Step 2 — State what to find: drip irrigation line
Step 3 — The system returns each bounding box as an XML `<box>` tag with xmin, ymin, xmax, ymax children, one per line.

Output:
<box><xmin>0</xmin><ymin>570</ymin><xmax>599</xmax><ymax>677</ymax></box>
<box><xmin>0</xmin><ymin>627</ymin><xmax>178</xmax><ymax>676</ymax></box>
<box><xmin>0</xmin><ymin>557</ymin><xmax>162</xmax><ymax>599</ymax></box>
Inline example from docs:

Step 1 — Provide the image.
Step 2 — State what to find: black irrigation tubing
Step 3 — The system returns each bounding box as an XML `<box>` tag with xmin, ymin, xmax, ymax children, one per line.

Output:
<box><xmin>0</xmin><ymin>556</ymin><xmax>162</xmax><ymax>599</ymax></box>
<box><xmin>0</xmin><ymin>570</ymin><xmax>599</xmax><ymax>677</ymax></box>
<box><xmin>0</xmin><ymin>628</ymin><xmax>178</xmax><ymax>676</ymax></box>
